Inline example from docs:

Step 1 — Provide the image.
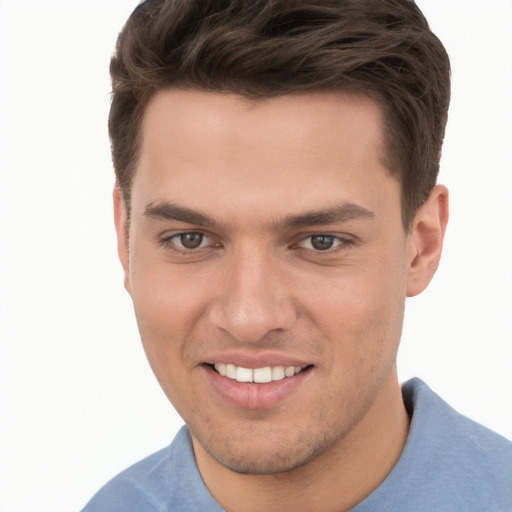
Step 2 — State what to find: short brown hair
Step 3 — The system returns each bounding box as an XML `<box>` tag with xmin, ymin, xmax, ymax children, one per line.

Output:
<box><xmin>109</xmin><ymin>0</ymin><xmax>450</xmax><ymax>228</ymax></box>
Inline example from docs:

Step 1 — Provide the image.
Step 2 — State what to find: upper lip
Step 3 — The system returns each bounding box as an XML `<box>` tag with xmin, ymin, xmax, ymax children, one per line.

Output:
<box><xmin>203</xmin><ymin>351</ymin><xmax>313</xmax><ymax>369</ymax></box>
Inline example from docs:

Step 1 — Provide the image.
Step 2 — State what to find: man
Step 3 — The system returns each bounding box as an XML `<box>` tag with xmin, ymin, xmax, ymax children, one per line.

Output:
<box><xmin>82</xmin><ymin>0</ymin><xmax>512</xmax><ymax>510</ymax></box>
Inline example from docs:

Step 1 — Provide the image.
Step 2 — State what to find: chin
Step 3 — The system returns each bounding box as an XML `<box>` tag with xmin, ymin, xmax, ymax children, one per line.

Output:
<box><xmin>192</xmin><ymin>422</ymin><xmax>341</xmax><ymax>476</ymax></box>
<box><xmin>208</xmin><ymin>445</ymin><xmax>321</xmax><ymax>475</ymax></box>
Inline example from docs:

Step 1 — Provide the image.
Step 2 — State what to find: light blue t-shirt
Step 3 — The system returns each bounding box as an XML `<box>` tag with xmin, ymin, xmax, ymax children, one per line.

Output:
<box><xmin>81</xmin><ymin>379</ymin><xmax>512</xmax><ymax>511</ymax></box>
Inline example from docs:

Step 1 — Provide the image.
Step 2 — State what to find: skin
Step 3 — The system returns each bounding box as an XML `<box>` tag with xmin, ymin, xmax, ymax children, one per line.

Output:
<box><xmin>114</xmin><ymin>89</ymin><xmax>448</xmax><ymax>512</ymax></box>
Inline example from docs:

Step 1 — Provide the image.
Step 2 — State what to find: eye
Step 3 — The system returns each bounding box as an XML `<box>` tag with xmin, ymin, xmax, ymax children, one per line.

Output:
<box><xmin>176</xmin><ymin>232</ymin><xmax>205</xmax><ymax>249</ymax></box>
<box><xmin>297</xmin><ymin>234</ymin><xmax>350</xmax><ymax>251</ymax></box>
<box><xmin>163</xmin><ymin>232</ymin><xmax>211</xmax><ymax>251</ymax></box>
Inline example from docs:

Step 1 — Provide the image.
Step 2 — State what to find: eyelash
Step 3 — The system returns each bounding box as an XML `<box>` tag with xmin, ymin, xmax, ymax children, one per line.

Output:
<box><xmin>159</xmin><ymin>232</ymin><xmax>354</xmax><ymax>255</ymax></box>
<box><xmin>292</xmin><ymin>234</ymin><xmax>354</xmax><ymax>252</ymax></box>
<box><xmin>159</xmin><ymin>232</ymin><xmax>217</xmax><ymax>254</ymax></box>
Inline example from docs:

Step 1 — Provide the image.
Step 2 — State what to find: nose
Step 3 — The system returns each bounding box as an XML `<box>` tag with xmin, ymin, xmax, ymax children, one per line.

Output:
<box><xmin>208</xmin><ymin>247</ymin><xmax>297</xmax><ymax>343</ymax></box>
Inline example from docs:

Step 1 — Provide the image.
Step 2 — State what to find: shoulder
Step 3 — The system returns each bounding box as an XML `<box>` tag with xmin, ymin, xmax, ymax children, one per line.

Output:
<box><xmin>81</xmin><ymin>442</ymin><xmax>174</xmax><ymax>512</ymax></box>
<box><xmin>402</xmin><ymin>377</ymin><xmax>512</xmax><ymax>467</ymax></box>
<box><xmin>80</xmin><ymin>426</ymin><xmax>222</xmax><ymax>512</ymax></box>
<box><xmin>404</xmin><ymin>378</ymin><xmax>512</xmax><ymax>509</ymax></box>
<box><xmin>354</xmin><ymin>378</ymin><xmax>512</xmax><ymax>512</ymax></box>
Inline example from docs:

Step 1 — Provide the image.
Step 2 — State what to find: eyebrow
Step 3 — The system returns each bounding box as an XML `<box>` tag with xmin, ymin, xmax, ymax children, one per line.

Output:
<box><xmin>280</xmin><ymin>203</ymin><xmax>375</xmax><ymax>229</ymax></box>
<box><xmin>144</xmin><ymin>202</ymin><xmax>217</xmax><ymax>227</ymax></box>
<box><xmin>144</xmin><ymin>201</ymin><xmax>375</xmax><ymax>229</ymax></box>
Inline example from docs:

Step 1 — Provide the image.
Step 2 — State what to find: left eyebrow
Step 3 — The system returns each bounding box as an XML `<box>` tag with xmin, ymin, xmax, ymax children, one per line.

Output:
<box><xmin>279</xmin><ymin>203</ymin><xmax>375</xmax><ymax>229</ymax></box>
<box><xmin>144</xmin><ymin>202</ymin><xmax>218</xmax><ymax>227</ymax></box>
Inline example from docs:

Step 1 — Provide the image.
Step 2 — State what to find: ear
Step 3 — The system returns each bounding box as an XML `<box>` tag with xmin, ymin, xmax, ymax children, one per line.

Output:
<box><xmin>406</xmin><ymin>184</ymin><xmax>449</xmax><ymax>297</ymax></box>
<box><xmin>113</xmin><ymin>183</ymin><xmax>131</xmax><ymax>295</ymax></box>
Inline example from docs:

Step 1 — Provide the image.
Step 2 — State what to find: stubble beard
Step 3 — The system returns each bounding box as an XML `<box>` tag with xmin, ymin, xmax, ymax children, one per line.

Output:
<box><xmin>189</xmin><ymin>398</ymin><xmax>372</xmax><ymax>477</ymax></box>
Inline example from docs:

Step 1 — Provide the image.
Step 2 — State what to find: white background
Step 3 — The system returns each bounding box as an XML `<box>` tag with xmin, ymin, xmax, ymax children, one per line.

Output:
<box><xmin>0</xmin><ymin>1</ymin><xmax>511</xmax><ymax>511</ymax></box>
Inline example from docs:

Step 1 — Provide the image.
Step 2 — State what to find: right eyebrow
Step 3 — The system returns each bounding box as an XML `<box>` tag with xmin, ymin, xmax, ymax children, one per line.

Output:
<box><xmin>280</xmin><ymin>202</ymin><xmax>375</xmax><ymax>229</ymax></box>
<box><xmin>144</xmin><ymin>202</ymin><xmax>218</xmax><ymax>227</ymax></box>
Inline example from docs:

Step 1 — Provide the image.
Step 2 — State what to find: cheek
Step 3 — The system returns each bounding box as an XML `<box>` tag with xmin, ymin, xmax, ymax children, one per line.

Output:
<box><xmin>305</xmin><ymin>251</ymin><xmax>407</xmax><ymax>364</ymax></box>
<box><xmin>129</xmin><ymin>274</ymin><xmax>207</xmax><ymax>416</ymax></box>
<box><xmin>130</xmin><ymin>245</ymin><xmax>208</xmax><ymax>327</ymax></box>
<box><xmin>128</xmin><ymin>259</ymin><xmax>210</xmax><ymax>375</ymax></box>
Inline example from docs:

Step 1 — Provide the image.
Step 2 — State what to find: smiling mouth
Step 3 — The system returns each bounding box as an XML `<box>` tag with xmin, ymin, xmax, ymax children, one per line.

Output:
<box><xmin>209</xmin><ymin>363</ymin><xmax>312</xmax><ymax>383</ymax></box>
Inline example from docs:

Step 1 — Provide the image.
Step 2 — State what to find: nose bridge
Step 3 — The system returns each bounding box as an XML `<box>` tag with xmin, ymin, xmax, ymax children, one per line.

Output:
<box><xmin>210</xmin><ymin>244</ymin><xmax>296</xmax><ymax>342</ymax></box>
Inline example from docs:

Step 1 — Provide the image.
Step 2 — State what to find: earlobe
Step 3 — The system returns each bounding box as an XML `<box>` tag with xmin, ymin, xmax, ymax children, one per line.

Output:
<box><xmin>406</xmin><ymin>185</ymin><xmax>449</xmax><ymax>297</ymax></box>
<box><xmin>113</xmin><ymin>183</ymin><xmax>131</xmax><ymax>294</ymax></box>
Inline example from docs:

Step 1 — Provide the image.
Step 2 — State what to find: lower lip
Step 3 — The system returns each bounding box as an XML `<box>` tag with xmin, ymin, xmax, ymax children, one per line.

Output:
<box><xmin>203</xmin><ymin>365</ymin><xmax>312</xmax><ymax>410</ymax></box>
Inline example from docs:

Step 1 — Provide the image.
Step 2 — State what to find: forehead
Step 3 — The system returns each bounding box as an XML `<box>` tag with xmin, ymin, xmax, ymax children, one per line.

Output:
<box><xmin>139</xmin><ymin>89</ymin><xmax>386</xmax><ymax>164</ymax></box>
<box><xmin>133</xmin><ymin>89</ymin><xmax>399</xmax><ymax>224</ymax></box>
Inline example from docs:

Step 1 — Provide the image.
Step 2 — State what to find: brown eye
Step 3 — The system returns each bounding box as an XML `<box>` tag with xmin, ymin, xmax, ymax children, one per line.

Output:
<box><xmin>179</xmin><ymin>233</ymin><xmax>203</xmax><ymax>249</ymax></box>
<box><xmin>310</xmin><ymin>235</ymin><xmax>335</xmax><ymax>250</ymax></box>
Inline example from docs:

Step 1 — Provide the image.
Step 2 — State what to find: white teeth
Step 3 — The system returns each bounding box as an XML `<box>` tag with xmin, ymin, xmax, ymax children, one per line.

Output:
<box><xmin>226</xmin><ymin>364</ymin><xmax>237</xmax><ymax>379</ymax></box>
<box><xmin>235</xmin><ymin>366</ymin><xmax>254</xmax><ymax>382</ymax></box>
<box><xmin>213</xmin><ymin>363</ymin><xmax>305</xmax><ymax>383</ymax></box>
<box><xmin>215</xmin><ymin>363</ymin><xmax>227</xmax><ymax>376</ymax></box>
<box><xmin>271</xmin><ymin>366</ymin><xmax>285</xmax><ymax>381</ymax></box>
<box><xmin>284</xmin><ymin>366</ymin><xmax>295</xmax><ymax>377</ymax></box>
<box><xmin>253</xmin><ymin>367</ymin><xmax>272</xmax><ymax>383</ymax></box>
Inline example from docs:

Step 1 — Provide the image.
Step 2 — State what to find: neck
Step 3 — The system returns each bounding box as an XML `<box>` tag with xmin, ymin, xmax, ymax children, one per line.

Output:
<box><xmin>193</xmin><ymin>371</ymin><xmax>409</xmax><ymax>512</ymax></box>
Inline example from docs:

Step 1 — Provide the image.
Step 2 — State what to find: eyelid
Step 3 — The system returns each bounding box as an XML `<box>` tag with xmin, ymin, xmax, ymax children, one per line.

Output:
<box><xmin>293</xmin><ymin>233</ymin><xmax>355</xmax><ymax>252</ymax></box>
<box><xmin>159</xmin><ymin>230</ymin><xmax>217</xmax><ymax>252</ymax></box>
<box><xmin>157</xmin><ymin>230</ymin><xmax>355</xmax><ymax>254</ymax></box>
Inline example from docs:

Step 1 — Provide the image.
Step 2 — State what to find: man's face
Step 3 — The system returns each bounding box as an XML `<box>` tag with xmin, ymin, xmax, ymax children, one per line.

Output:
<box><xmin>118</xmin><ymin>90</ymin><xmax>416</xmax><ymax>474</ymax></box>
